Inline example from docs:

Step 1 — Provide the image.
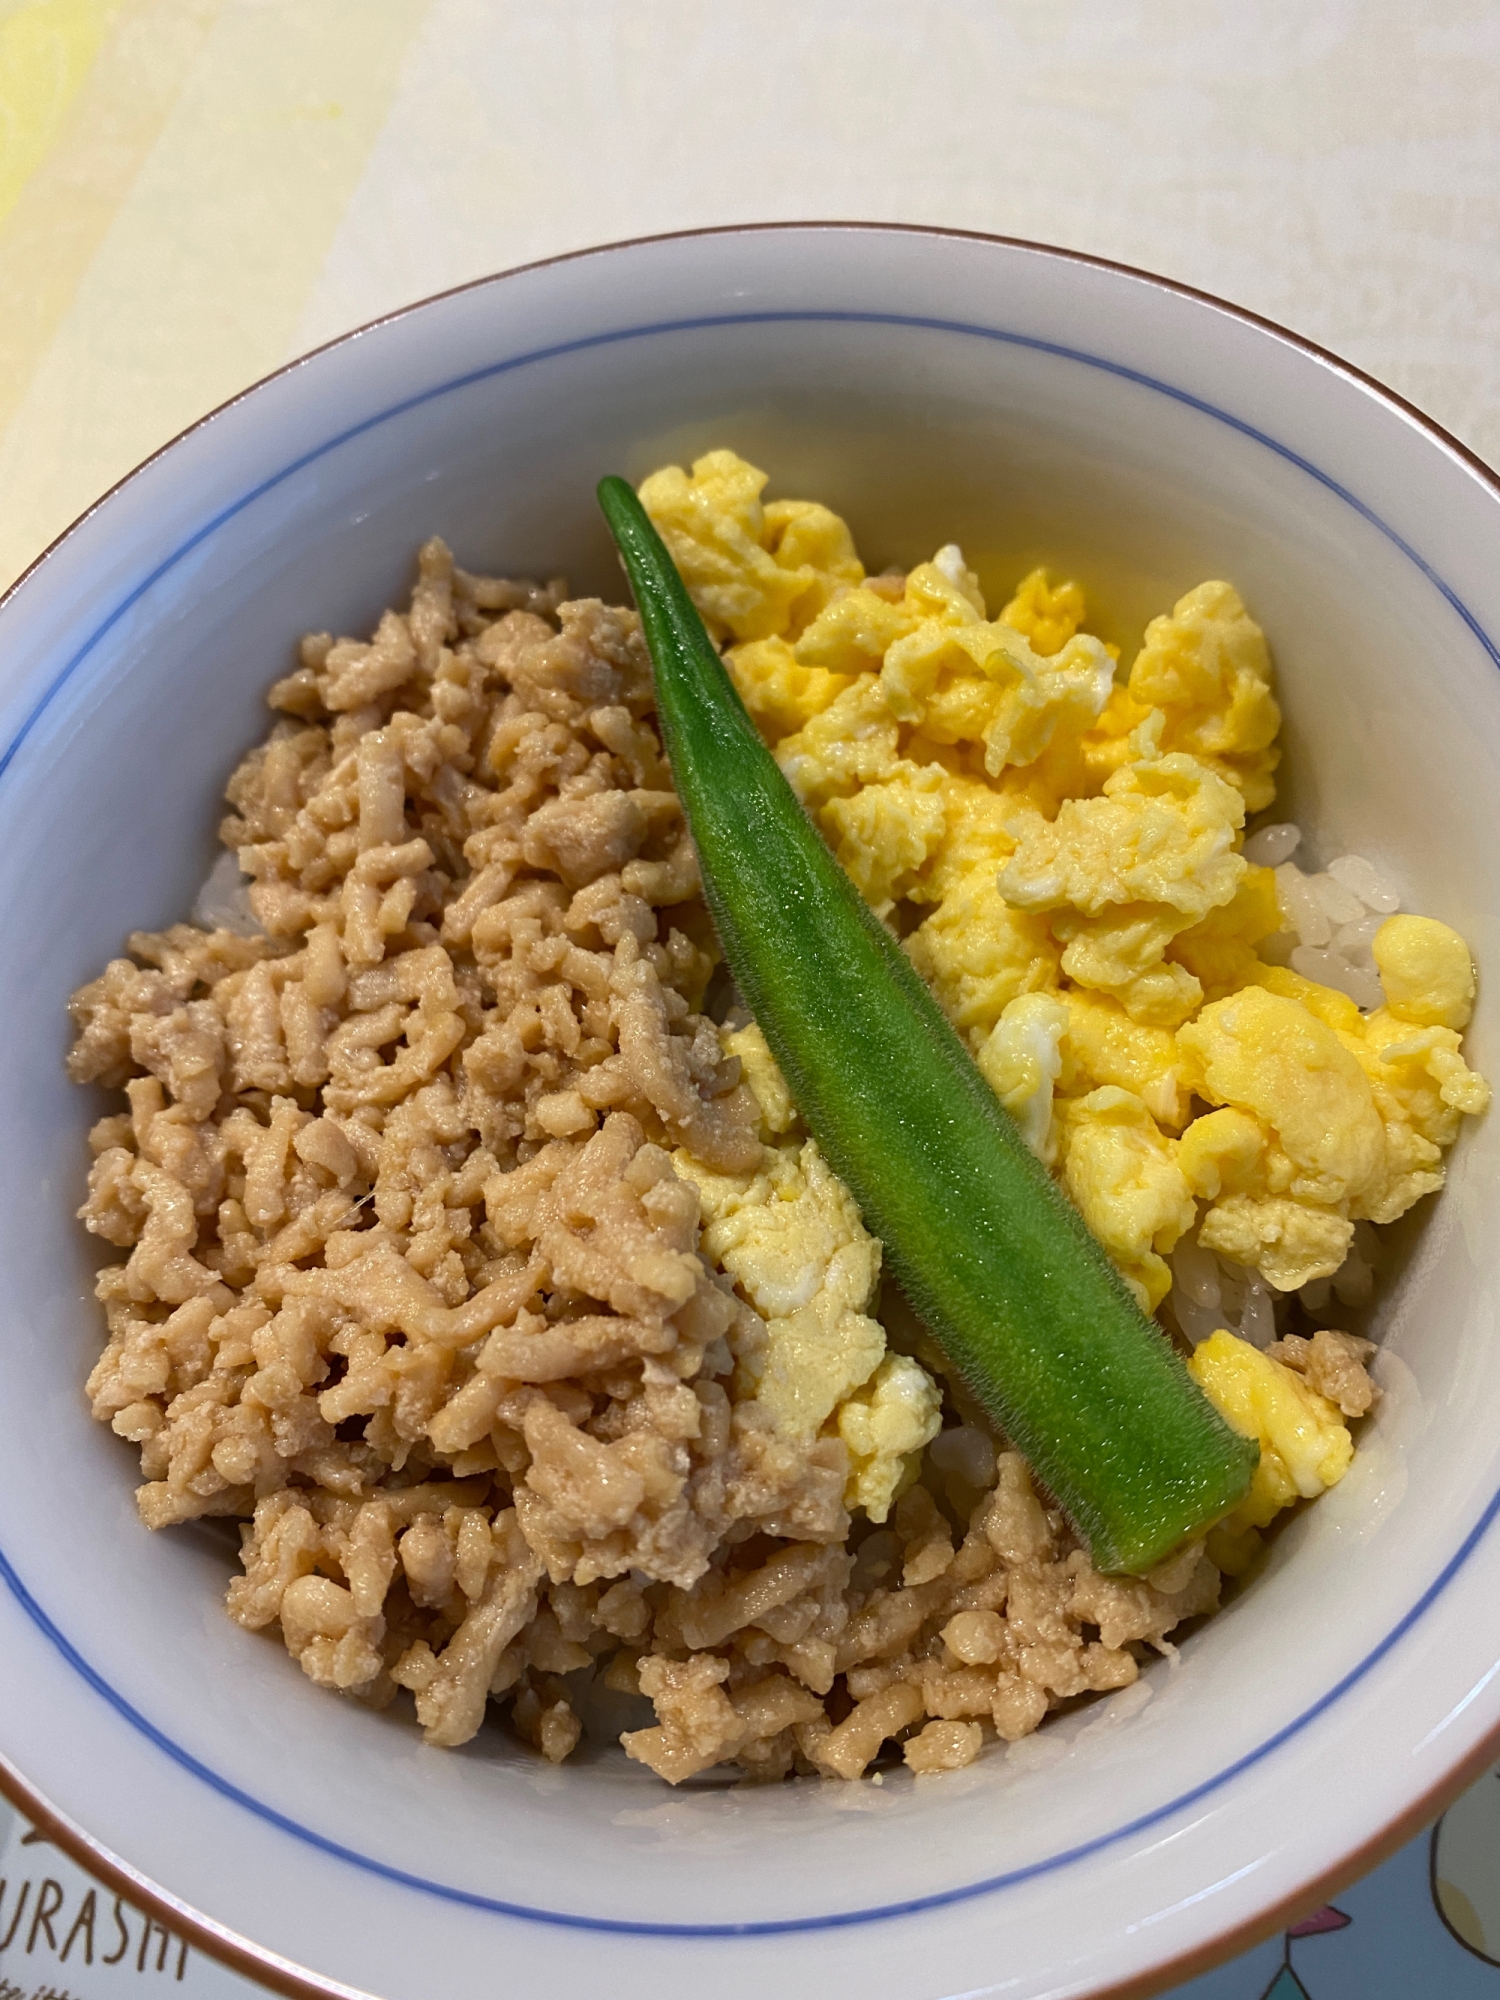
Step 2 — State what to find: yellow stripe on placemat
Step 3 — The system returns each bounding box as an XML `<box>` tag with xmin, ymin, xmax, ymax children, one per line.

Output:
<box><xmin>0</xmin><ymin>0</ymin><xmax>119</xmax><ymax>227</ymax></box>
<box><xmin>0</xmin><ymin>0</ymin><xmax>224</xmax><ymax>463</ymax></box>
<box><xmin>0</xmin><ymin>0</ymin><xmax>431</xmax><ymax>596</ymax></box>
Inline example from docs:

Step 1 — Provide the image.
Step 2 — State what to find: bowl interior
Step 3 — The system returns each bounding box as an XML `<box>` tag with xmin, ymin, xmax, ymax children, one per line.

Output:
<box><xmin>3</xmin><ymin>238</ymin><xmax>1500</xmax><ymax>1986</ymax></box>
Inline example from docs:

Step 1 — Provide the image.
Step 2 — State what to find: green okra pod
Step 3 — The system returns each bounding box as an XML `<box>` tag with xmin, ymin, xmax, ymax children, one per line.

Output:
<box><xmin>597</xmin><ymin>474</ymin><xmax>1255</xmax><ymax>1574</ymax></box>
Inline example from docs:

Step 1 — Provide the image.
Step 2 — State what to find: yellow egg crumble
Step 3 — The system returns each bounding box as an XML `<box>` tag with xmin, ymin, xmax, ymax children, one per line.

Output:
<box><xmin>644</xmin><ymin>447</ymin><xmax>1491</xmax><ymax>1550</ymax></box>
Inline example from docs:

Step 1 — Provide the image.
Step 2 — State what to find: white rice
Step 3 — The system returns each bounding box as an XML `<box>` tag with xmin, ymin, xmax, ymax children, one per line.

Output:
<box><xmin>1168</xmin><ymin>1237</ymin><xmax>1280</xmax><ymax>1349</ymax></box>
<box><xmin>1168</xmin><ymin>1221</ymin><xmax>1383</xmax><ymax>1349</ymax></box>
<box><xmin>190</xmin><ymin>848</ymin><xmax>261</xmax><ymax>936</ymax></box>
<box><xmin>1241</xmin><ymin>821</ymin><xmax>1302</xmax><ymax>868</ymax></box>
<box><xmin>1327</xmin><ymin>853</ymin><xmax>1401</xmax><ymax>913</ymax></box>
<box><xmin>1254</xmin><ymin>826</ymin><xmax>1400</xmax><ymax>1013</ymax></box>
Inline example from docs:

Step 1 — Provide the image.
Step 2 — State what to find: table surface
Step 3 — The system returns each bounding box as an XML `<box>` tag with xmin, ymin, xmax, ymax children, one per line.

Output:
<box><xmin>3</xmin><ymin>3</ymin><xmax>1500</xmax><ymax>1996</ymax></box>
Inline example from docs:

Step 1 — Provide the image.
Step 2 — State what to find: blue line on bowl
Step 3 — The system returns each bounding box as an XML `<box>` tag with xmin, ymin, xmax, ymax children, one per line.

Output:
<box><xmin>2</xmin><ymin>305</ymin><xmax>1497</xmax><ymax>1938</ymax></box>
<box><xmin>2</xmin><ymin>308</ymin><xmax>1496</xmax><ymax>792</ymax></box>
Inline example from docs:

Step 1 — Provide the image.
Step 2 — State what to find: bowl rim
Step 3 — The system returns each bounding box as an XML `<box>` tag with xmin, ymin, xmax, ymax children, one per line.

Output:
<box><xmin>3</xmin><ymin>217</ymin><xmax>1499</xmax><ymax>2000</ymax></box>
<box><xmin>7</xmin><ymin>218</ymin><xmax>1500</xmax><ymax>624</ymax></box>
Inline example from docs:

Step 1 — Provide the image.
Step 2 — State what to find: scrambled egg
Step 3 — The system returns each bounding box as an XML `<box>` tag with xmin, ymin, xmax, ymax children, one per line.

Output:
<box><xmin>638</xmin><ymin>449</ymin><xmax>862</xmax><ymax>644</ymax></box>
<box><xmin>1123</xmin><ymin>582</ymin><xmax>1282</xmax><ymax>810</ymax></box>
<box><xmin>999</xmin><ymin>743</ymin><xmax>1247</xmax><ymax>1027</ymax></box>
<box><xmin>645</xmin><ymin>450</ymin><xmax>1490</xmax><ymax>1543</ymax></box>
<box><xmin>1057</xmin><ymin>1088</ymin><xmax>1196</xmax><ymax>1312</ymax></box>
<box><xmin>977</xmin><ymin>992</ymin><xmax>1068</xmax><ymax>1161</ymax></box>
<box><xmin>1188</xmin><ymin>1331</ymin><xmax>1353</xmax><ymax>1570</ymax></box>
<box><xmin>1178</xmin><ymin>976</ymin><xmax>1489</xmax><ymax>1286</ymax></box>
<box><xmin>675</xmin><ymin>1024</ymin><xmax>942</xmax><ymax>1522</ymax></box>
<box><xmin>1373</xmin><ymin>913</ymin><xmax>1477</xmax><ymax>1029</ymax></box>
<box><xmin>836</xmin><ymin>1355</ymin><xmax>946</xmax><ymax>1522</ymax></box>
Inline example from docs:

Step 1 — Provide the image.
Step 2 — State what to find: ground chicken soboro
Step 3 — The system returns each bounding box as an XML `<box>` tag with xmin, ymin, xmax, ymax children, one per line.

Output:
<box><xmin>70</xmin><ymin>539</ymin><xmax>1252</xmax><ymax>1785</ymax></box>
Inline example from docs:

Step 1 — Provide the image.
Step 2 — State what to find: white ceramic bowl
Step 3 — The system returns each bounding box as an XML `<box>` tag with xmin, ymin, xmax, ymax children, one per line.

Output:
<box><xmin>3</xmin><ymin>224</ymin><xmax>1500</xmax><ymax>2000</ymax></box>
